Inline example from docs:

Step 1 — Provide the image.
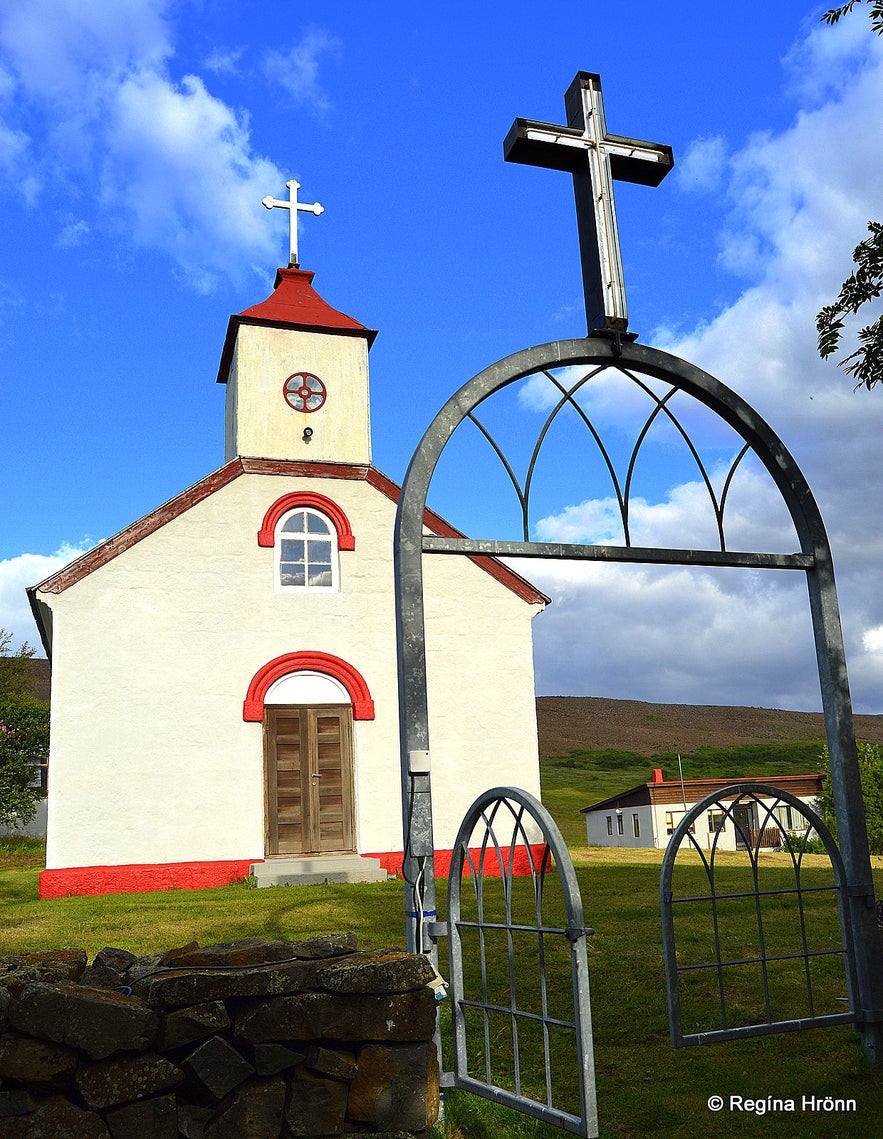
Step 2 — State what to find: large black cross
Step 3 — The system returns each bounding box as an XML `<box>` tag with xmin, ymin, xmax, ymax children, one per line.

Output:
<box><xmin>505</xmin><ymin>71</ymin><xmax>673</xmax><ymax>335</ymax></box>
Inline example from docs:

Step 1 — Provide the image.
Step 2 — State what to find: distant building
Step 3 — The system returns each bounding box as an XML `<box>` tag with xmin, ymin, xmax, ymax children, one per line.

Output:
<box><xmin>581</xmin><ymin>769</ymin><xmax>824</xmax><ymax>851</ymax></box>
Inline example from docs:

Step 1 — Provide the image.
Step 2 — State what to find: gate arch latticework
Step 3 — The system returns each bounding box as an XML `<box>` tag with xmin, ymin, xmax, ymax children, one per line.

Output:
<box><xmin>394</xmin><ymin>335</ymin><xmax>883</xmax><ymax>1074</ymax></box>
<box><xmin>660</xmin><ymin>783</ymin><xmax>859</xmax><ymax>1046</ymax></box>
<box><xmin>442</xmin><ymin>788</ymin><xmax>597</xmax><ymax>1137</ymax></box>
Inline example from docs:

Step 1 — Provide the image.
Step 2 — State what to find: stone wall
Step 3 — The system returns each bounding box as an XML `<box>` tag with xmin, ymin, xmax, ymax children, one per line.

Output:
<box><xmin>0</xmin><ymin>934</ymin><xmax>440</xmax><ymax>1137</ymax></box>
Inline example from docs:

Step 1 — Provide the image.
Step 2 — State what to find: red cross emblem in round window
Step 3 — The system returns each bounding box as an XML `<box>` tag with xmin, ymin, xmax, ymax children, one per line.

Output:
<box><xmin>283</xmin><ymin>372</ymin><xmax>327</xmax><ymax>412</ymax></box>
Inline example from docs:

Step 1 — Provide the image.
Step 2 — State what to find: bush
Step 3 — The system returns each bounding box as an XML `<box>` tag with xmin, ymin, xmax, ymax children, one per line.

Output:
<box><xmin>816</xmin><ymin>741</ymin><xmax>883</xmax><ymax>855</ymax></box>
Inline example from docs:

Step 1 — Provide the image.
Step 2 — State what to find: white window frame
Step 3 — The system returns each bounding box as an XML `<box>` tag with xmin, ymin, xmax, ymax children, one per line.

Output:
<box><xmin>274</xmin><ymin>507</ymin><xmax>340</xmax><ymax>592</ymax></box>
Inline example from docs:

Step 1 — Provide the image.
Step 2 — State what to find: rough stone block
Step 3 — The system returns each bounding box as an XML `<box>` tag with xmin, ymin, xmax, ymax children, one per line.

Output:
<box><xmin>176</xmin><ymin>1101</ymin><xmax>216</xmax><ymax>1138</ymax></box>
<box><xmin>0</xmin><ymin>1088</ymin><xmax>35</xmax><ymax>1118</ymax></box>
<box><xmin>235</xmin><ymin>988</ymin><xmax>438</xmax><ymax>1044</ymax></box>
<box><xmin>285</xmin><ymin>1067</ymin><xmax>348</xmax><ymax>1136</ymax></box>
<box><xmin>157</xmin><ymin>1001</ymin><xmax>230</xmax><ymax>1051</ymax></box>
<box><xmin>104</xmin><ymin>1093</ymin><xmax>177</xmax><ymax>1139</ymax></box>
<box><xmin>93</xmin><ymin>947</ymin><xmax>139</xmax><ymax>974</ymax></box>
<box><xmin>203</xmin><ymin>1076</ymin><xmax>286</xmax><ymax>1138</ymax></box>
<box><xmin>248</xmin><ymin>1042</ymin><xmax>307</xmax><ymax>1076</ymax></box>
<box><xmin>317</xmin><ymin>949</ymin><xmax>436</xmax><ymax>994</ymax></box>
<box><xmin>286</xmin><ymin>932</ymin><xmax>358</xmax><ymax>959</ymax></box>
<box><xmin>10</xmin><ymin>981</ymin><xmax>158</xmax><ymax>1060</ymax></box>
<box><xmin>347</xmin><ymin>1043</ymin><xmax>440</xmax><ymax>1132</ymax></box>
<box><xmin>138</xmin><ymin>961</ymin><xmax>320</xmax><ymax>1008</ymax></box>
<box><xmin>0</xmin><ymin>986</ymin><xmax>11</xmax><ymax>1030</ymax></box>
<box><xmin>163</xmin><ymin>938</ymin><xmax>295</xmax><ymax>968</ymax></box>
<box><xmin>82</xmin><ymin>948</ymin><xmax>138</xmax><ymax>989</ymax></box>
<box><xmin>305</xmin><ymin>1045</ymin><xmax>358</xmax><ymax>1082</ymax></box>
<box><xmin>0</xmin><ymin>1031</ymin><xmax>78</xmax><ymax>1092</ymax></box>
<box><xmin>75</xmin><ymin>1053</ymin><xmax>184</xmax><ymax>1111</ymax></box>
<box><xmin>182</xmin><ymin>1035</ymin><xmax>255</xmax><ymax>1101</ymax></box>
<box><xmin>0</xmin><ymin>949</ymin><xmax>87</xmax><ymax>998</ymax></box>
<box><xmin>0</xmin><ymin>1094</ymin><xmax>111</xmax><ymax>1137</ymax></box>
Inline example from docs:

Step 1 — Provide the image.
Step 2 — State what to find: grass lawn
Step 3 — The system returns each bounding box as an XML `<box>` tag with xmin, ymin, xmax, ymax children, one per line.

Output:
<box><xmin>2</xmin><ymin>835</ymin><xmax>882</xmax><ymax>1138</ymax></box>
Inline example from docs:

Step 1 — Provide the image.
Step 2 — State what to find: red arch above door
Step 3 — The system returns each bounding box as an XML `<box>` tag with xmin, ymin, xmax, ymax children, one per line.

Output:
<box><xmin>243</xmin><ymin>651</ymin><xmax>375</xmax><ymax>721</ymax></box>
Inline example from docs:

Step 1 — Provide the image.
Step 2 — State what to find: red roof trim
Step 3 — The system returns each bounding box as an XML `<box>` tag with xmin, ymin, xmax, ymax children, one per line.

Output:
<box><xmin>243</xmin><ymin>651</ymin><xmax>374</xmax><ymax>721</ymax></box>
<box><xmin>33</xmin><ymin>459</ymin><xmax>548</xmax><ymax>607</ymax></box>
<box><xmin>216</xmin><ymin>268</ymin><xmax>377</xmax><ymax>385</ymax></box>
<box><xmin>257</xmin><ymin>492</ymin><xmax>356</xmax><ymax>550</ymax></box>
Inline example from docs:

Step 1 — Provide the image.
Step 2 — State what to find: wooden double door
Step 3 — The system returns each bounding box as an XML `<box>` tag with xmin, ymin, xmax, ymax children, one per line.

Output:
<box><xmin>264</xmin><ymin>706</ymin><xmax>355</xmax><ymax>855</ymax></box>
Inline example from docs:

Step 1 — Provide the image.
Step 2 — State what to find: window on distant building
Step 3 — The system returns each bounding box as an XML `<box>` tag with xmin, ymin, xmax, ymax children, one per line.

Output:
<box><xmin>708</xmin><ymin>810</ymin><xmax>726</xmax><ymax>834</ymax></box>
<box><xmin>774</xmin><ymin>805</ymin><xmax>794</xmax><ymax>831</ymax></box>
<box><xmin>665</xmin><ymin>811</ymin><xmax>696</xmax><ymax>835</ymax></box>
<box><xmin>606</xmin><ymin>816</ymin><xmax>613</xmax><ymax>836</ymax></box>
<box><xmin>276</xmin><ymin>508</ymin><xmax>338</xmax><ymax>591</ymax></box>
<box><xmin>617</xmin><ymin>813</ymin><xmax>624</xmax><ymax>835</ymax></box>
<box><xmin>632</xmin><ymin>813</ymin><xmax>640</xmax><ymax>837</ymax></box>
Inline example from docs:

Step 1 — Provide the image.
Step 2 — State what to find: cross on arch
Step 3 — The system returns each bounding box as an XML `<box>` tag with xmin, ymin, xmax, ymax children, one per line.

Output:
<box><xmin>504</xmin><ymin>71</ymin><xmax>673</xmax><ymax>336</ymax></box>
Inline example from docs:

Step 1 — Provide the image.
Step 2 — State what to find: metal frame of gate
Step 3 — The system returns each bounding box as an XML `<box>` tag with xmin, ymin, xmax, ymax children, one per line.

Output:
<box><xmin>660</xmin><ymin>783</ymin><xmax>860</xmax><ymax>1046</ymax></box>
<box><xmin>393</xmin><ymin>335</ymin><xmax>883</xmax><ymax>1073</ymax></box>
<box><xmin>431</xmin><ymin>787</ymin><xmax>597</xmax><ymax>1137</ymax></box>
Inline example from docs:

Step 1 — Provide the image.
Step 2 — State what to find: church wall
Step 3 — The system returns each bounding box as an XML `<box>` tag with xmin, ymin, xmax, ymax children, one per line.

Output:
<box><xmin>40</xmin><ymin>470</ymin><xmax>543</xmax><ymax>882</ymax></box>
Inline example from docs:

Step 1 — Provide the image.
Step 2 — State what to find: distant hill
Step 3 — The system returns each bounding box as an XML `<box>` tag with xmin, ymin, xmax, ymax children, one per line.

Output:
<box><xmin>21</xmin><ymin>662</ymin><xmax>883</xmax><ymax>758</ymax></box>
<box><xmin>536</xmin><ymin>696</ymin><xmax>883</xmax><ymax>760</ymax></box>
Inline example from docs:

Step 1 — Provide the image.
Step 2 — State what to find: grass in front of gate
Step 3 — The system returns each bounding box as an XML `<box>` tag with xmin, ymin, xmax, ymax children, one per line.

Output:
<box><xmin>2</xmin><ymin>836</ymin><xmax>882</xmax><ymax>1138</ymax></box>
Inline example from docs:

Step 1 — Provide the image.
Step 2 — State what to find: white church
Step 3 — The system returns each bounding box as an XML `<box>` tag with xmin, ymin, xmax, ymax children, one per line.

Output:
<box><xmin>28</xmin><ymin>200</ymin><xmax>548</xmax><ymax>898</ymax></box>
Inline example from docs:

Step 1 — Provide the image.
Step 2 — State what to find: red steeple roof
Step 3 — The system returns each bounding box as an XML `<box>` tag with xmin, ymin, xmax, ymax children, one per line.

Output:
<box><xmin>216</xmin><ymin>268</ymin><xmax>377</xmax><ymax>384</ymax></box>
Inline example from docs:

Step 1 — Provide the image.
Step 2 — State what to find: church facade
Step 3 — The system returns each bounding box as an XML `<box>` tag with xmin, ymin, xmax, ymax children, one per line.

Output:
<box><xmin>28</xmin><ymin>267</ymin><xmax>547</xmax><ymax>898</ymax></box>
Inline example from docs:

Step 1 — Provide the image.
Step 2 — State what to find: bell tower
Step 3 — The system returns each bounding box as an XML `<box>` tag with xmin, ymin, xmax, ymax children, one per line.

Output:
<box><xmin>216</xmin><ymin>180</ymin><xmax>377</xmax><ymax>464</ymax></box>
<box><xmin>216</xmin><ymin>268</ymin><xmax>377</xmax><ymax>464</ymax></box>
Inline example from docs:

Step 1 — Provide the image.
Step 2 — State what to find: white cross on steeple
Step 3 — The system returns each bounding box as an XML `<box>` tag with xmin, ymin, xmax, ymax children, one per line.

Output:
<box><xmin>262</xmin><ymin>179</ymin><xmax>324</xmax><ymax>269</ymax></box>
<box><xmin>505</xmin><ymin>72</ymin><xmax>673</xmax><ymax>335</ymax></box>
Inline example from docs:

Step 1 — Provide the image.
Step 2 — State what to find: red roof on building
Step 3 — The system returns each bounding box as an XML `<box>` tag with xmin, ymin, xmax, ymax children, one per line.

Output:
<box><xmin>216</xmin><ymin>268</ymin><xmax>378</xmax><ymax>385</ymax></box>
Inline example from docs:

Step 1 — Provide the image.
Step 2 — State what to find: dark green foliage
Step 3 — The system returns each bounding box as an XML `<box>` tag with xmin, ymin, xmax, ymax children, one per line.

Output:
<box><xmin>0</xmin><ymin>629</ymin><xmax>49</xmax><ymax>831</ymax></box>
<box><xmin>816</xmin><ymin>8</ymin><xmax>883</xmax><ymax>388</ymax></box>
<box><xmin>816</xmin><ymin>222</ymin><xmax>883</xmax><ymax>390</ymax></box>
<box><xmin>821</xmin><ymin>1</ymin><xmax>883</xmax><ymax>33</ymax></box>
<box><xmin>815</xmin><ymin>741</ymin><xmax>883</xmax><ymax>854</ymax></box>
<box><xmin>548</xmin><ymin>740</ymin><xmax>825</xmax><ymax>781</ymax></box>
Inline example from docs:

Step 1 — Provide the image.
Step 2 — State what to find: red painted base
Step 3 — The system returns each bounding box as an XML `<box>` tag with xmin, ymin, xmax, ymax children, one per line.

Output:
<box><xmin>38</xmin><ymin>844</ymin><xmax>548</xmax><ymax>899</ymax></box>
<box><xmin>39</xmin><ymin>860</ymin><xmax>257</xmax><ymax>899</ymax></box>
<box><xmin>369</xmin><ymin>844</ymin><xmax>548</xmax><ymax>880</ymax></box>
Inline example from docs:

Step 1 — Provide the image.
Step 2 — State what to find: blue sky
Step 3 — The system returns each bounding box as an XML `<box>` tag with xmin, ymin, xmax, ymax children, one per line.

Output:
<box><xmin>1</xmin><ymin>1</ymin><xmax>882</xmax><ymax>712</ymax></box>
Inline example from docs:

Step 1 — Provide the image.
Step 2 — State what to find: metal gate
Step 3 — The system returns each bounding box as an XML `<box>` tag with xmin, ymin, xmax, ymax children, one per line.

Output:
<box><xmin>660</xmin><ymin>784</ymin><xmax>860</xmax><ymax>1046</ymax></box>
<box><xmin>430</xmin><ymin>787</ymin><xmax>598</xmax><ymax>1137</ymax></box>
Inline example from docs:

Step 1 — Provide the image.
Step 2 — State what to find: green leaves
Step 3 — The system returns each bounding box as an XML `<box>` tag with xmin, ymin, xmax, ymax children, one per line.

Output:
<box><xmin>816</xmin><ymin>222</ymin><xmax>883</xmax><ymax>390</ymax></box>
<box><xmin>821</xmin><ymin>1</ymin><xmax>883</xmax><ymax>34</ymax></box>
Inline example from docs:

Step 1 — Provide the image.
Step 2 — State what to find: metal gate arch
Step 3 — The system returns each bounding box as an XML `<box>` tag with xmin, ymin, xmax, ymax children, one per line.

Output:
<box><xmin>443</xmin><ymin>787</ymin><xmax>597</xmax><ymax>1137</ymax></box>
<box><xmin>660</xmin><ymin>783</ymin><xmax>860</xmax><ymax>1047</ymax></box>
<box><xmin>393</xmin><ymin>334</ymin><xmax>883</xmax><ymax>1068</ymax></box>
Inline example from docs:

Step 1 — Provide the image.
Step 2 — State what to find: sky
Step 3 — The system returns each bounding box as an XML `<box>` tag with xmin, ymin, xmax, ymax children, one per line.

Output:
<box><xmin>1</xmin><ymin>1</ymin><xmax>882</xmax><ymax>713</ymax></box>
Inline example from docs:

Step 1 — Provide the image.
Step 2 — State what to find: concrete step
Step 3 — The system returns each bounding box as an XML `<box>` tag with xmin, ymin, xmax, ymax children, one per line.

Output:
<box><xmin>250</xmin><ymin>854</ymin><xmax>391</xmax><ymax>888</ymax></box>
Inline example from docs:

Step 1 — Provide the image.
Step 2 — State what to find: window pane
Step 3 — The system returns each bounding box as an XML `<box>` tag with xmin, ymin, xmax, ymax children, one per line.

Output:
<box><xmin>282</xmin><ymin>512</ymin><xmax>306</xmax><ymax>533</ymax></box>
<box><xmin>308</xmin><ymin>565</ymin><xmax>333</xmax><ymax>587</ymax></box>
<box><xmin>281</xmin><ymin>539</ymin><xmax>305</xmax><ymax>561</ymax></box>
<box><xmin>280</xmin><ymin>562</ymin><xmax>305</xmax><ymax>587</ymax></box>
<box><xmin>306</xmin><ymin>513</ymin><xmax>330</xmax><ymax>533</ymax></box>
<box><xmin>309</xmin><ymin>540</ymin><xmax>332</xmax><ymax>562</ymax></box>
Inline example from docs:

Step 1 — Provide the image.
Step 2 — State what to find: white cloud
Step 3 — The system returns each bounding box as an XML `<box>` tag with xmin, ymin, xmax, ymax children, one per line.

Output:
<box><xmin>677</xmin><ymin>135</ymin><xmax>727</xmax><ymax>193</ymax></box>
<box><xmin>263</xmin><ymin>29</ymin><xmax>341</xmax><ymax>113</ymax></box>
<box><xmin>0</xmin><ymin>542</ymin><xmax>97</xmax><ymax>653</ymax></box>
<box><xmin>525</xmin><ymin>22</ymin><xmax>883</xmax><ymax>712</ymax></box>
<box><xmin>0</xmin><ymin>1</ymin><xmax>290</xmax><ymax>289</ymax></box>
<box><xmin>56</xmin><ymin>218</ymin><xmax>89</xmax><ymax>248</ymax></box>
<box><xmin>204</xmin><ymin>47</ymin><xmax>244</xmax><ymax>77</ymax></box>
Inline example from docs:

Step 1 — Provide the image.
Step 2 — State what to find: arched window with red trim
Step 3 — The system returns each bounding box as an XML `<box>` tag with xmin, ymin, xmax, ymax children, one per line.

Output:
<box><xmin>275</xmin><ymin>506</ymin><xmax>338</xmax><ymax>591</ymax></box>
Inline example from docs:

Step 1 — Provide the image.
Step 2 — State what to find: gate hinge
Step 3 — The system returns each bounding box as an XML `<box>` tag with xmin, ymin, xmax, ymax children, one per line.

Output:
<box><xmin>426</xmin><ymin>921</ymin><xmax>449</xmax><ymax>940</ymax></box>
<box><xmin>847</xmin><ymin>882</ymin><xmax>876</xmax><ymax>905</ymax></box>
<box><xmin>565</xmin><ymin>926</ymin><xmax>593</xmax><ymax>942</ymax></box>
